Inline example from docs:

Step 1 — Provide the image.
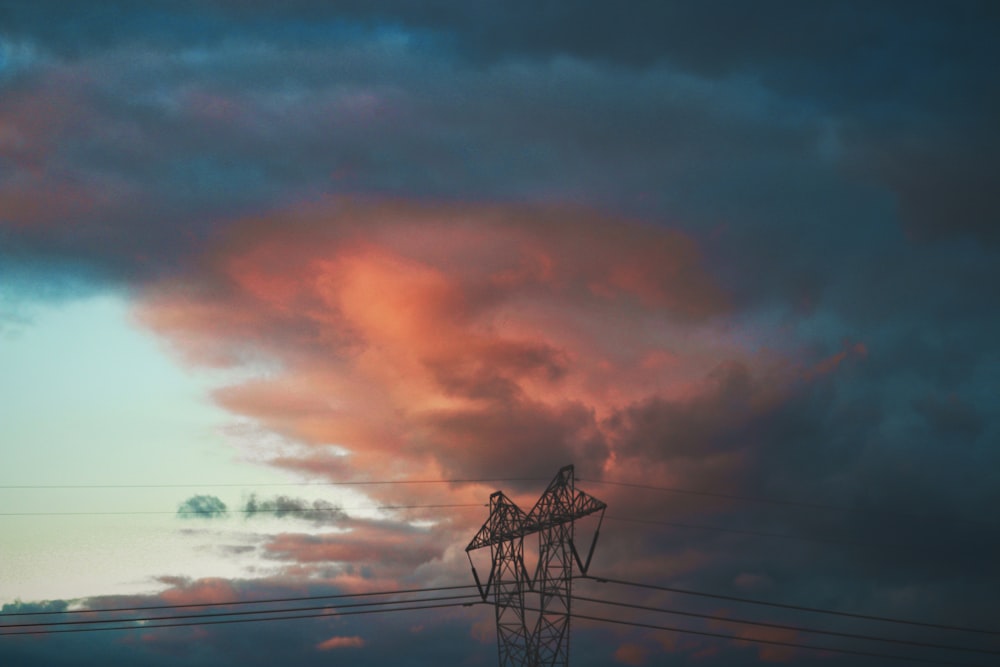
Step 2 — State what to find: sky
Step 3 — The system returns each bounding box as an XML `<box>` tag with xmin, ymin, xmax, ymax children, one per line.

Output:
<box><xmin>1</xmin><ymin>1</ymin><xmax>999</xmax><ymax>665</ymax></box>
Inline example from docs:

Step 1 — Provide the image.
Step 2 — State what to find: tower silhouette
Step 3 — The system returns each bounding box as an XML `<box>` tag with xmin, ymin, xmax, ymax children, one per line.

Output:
<box><xmin>467</xmin><ymin>465</ymin><xmax>606</xmax><ymax>666</ymax></box>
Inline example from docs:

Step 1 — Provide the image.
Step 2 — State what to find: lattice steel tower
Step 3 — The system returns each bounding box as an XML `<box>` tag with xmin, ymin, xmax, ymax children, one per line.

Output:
<box><xmin>467</xmin><ymin>465</ymin><xmax>606</xmax><ymax>667</ymax></box>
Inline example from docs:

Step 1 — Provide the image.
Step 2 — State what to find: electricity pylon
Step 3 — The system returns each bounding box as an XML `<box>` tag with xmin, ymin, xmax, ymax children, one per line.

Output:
<box><xmin>467</xmin><ymin>465</ymin><xmax>606</xmax><ymax>666</ymax></box>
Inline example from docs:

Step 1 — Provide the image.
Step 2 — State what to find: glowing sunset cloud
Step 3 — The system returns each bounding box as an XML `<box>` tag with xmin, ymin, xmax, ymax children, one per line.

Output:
<box><xmin>136</xmin><ymin>198</ymin><xmax>779</xmax><ymax>489</ymax></box>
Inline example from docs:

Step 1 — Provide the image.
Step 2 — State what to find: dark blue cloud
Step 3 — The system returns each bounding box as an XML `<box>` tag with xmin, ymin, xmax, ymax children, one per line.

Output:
<box><xmin>177</xmin><ymin>495</ymin><xmax>227</xmax><ymax>519</ymax></box>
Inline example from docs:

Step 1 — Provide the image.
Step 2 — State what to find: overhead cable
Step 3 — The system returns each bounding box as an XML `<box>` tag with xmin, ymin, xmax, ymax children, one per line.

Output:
<box><xmin>0</xmin><ymin>594</ymin><xmax>481</xmax><ymax>630</ymax></box>
<box><xmin>0</xmin><ymin>503</ymin><xmax>483</xmax><ymax>517</ymax></box>
<box><xmin>0</xmin><ymin>583</ymin><xmax>478</xmax><ymax>617</ymax></box>
<box><xmin>580</xmin><ymin>478</ymin><xmax>994</xmax><ymax>528</ymax></box>
<box><xmin>0</xmin><ymin>601</ymin><xmax>484</xmax><ymax>637</ymax></box>
<box><xmin>573</xmin><ymin>594</ymin><xmax>1000</xmax><ymax>656</ymax></box>
<box><xmin>0</xmin><ymin>478</ymin><xmax>544</xmax><ymax>489</ymax></box>
<box><xmin>604</xmin><ymin>515</ymin><xmax>908</xmax><ymax>550</ymax></box>
<box><xmin>567</xmin><ymin>609</ymin><xmax>989</xmax><ymax>667</ymax></box>
<box><xmin>583</xmin><ymin>576</ymin><xmax>1000</xmax><ymax>635</ymax></box>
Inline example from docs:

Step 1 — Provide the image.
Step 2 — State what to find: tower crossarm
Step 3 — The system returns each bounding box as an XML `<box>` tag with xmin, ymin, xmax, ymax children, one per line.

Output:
<box><xmin>526</xmin><ymin>490</ymin><xmax>606</xmax><ymax>532</ymax></box>
<box><xmin>466</xmin><ymin>491</ymin><xmax>530</xmax><ymax>551</ymax></box>
<box><xmin>524</xmin><ymin>465</ymin><xmax>606</xmax><ymax>534</ymax></box>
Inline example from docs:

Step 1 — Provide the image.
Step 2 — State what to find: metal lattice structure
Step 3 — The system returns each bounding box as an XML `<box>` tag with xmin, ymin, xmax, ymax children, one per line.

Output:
<box><xmin>467</xmin><ymin>465</ymin><xmax>606</xmax><ymax>667</ymax></box>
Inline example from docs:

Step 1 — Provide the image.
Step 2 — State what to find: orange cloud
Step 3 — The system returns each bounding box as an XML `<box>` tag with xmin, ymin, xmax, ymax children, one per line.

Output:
<box><xmin>614</xmin><ymin>642</ymin><xmax>650</xmax><ymax>665</ymax></box>
<box><xmin>135</xmin><ymin>197</ymin><xmax>844</xmax><ymax>543</ymax></box>
<box><xmin>316</xmin><ymin>635</ymin><xmax>366</xmax><ymax>650</ymax></box>
<box><xmin>703</xmin><ymin>611</ymin><xmax>800</xmax><ymax>663</ymax></box>
<box><xmin>156</xmin><ymin>577</ymin><xmax>238</xmax><ymax>606</ymax></box>
<box><xmin>733</xmin><ymin>626</ymin><xmax>800</xmax><ymax>663</ymax></box>
<box><xmin>137</xmin><ymin>198</ymin><xmax>739</xmax><ymax>483</ymax></box>
<box><xmin>264</xmin><ymin>524</ymin><xmax>442</xmax><ymax>567</ymax></box>
<box><xmin>807</xmin><ymin>340</ymin><xmax>867</xmax><ymax>379</ymax></box>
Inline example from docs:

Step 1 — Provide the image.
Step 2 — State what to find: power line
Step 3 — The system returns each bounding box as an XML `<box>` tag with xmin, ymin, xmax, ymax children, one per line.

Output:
<box><xmin>6</xmin><ymin>475</ymin><xmax>991</xmax><ymax>533</ymax></box>
<box><xmin>0</xmin><ymin>503</ymin><xmax>484</xmax><ymax>517</ymax></box>
<box><xmin>0</xmin><ymin>478</ymin><xmax>545</xmax><ymax>490</ymax></box>
<box><xmin>0</xmin><ymin>594</ymin><xmax>482</xmax><ymax>630</ymax></box>
<box><xmin>604</xmin><ymin>515</ymin><xmax>909</xmax><ymax>550</ymax></box>
<box><xmin>572</xmin><ymin>594</ymin><xmax>1000</xmax><ymax>657</ymax></box>
<box><xmin>0</xmin><ymin>583</ymin><xmax>478</xmax><ymax>617</ymax></box>
<box><xmin>4</xmin><ymin>475</ymin><xmax>990</xmax><ymax>532</ymax></box>
<box><xmin>0</xmin><ymin>601</ymin><xmax>484</xmax><ymax>637</ymax></box>
<box><xmin>566</xmin><ymin>610</ymin><xmax>989</xmax><ymax>667</ymax></box>
<box><xmin>581</xmin><ymin>478</ymin><xmax>872</xmax><ymax>513</ymax></box>
<box><xmin>581</xmin><ymin>478</ymin><xmax>995</xmax><ymax>529</ymax></box>
<box><xmin>11</xmin><ymin>582</ymin><xmax>986</xmax><ymax>663</ymax></box>
<box><xmin>582</xmin><ymin>576</ymin><xmax>1000</xmax><ymax>636</ymax></box>
<box><xmin>0</xmin><ymin>507</ymin><xmax>945</xmax><ymax>554</ymax></box>
<box><xmin>0</xmin><ymin>505</ymin><xmax>949</xmax><ymax>553</ymax></box>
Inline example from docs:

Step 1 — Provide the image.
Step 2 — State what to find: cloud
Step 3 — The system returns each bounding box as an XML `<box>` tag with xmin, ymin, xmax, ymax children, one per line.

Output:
<box><xmin>0</xmin><ymin>577</ymin><xmax>485</xmax><ymax>666</ymax></box>
<box><xmin>262</xmin><ymin>520</ymin><xmax>449</xmax><ymax>575</ymax></box>
<box><xmin>218</xmin><ymin>544</ymin><xmax>256</xmax><ymax>556</ymax></box>
<box><xmin>3</xmin><ymin>1</ymin><xmax>997</xmax><ymax>293</ymax></box>
<box><xmin>8</xmin><ymin>2</ymin><xmax>996</xmax><ymax>86</ymax></box>
<box><xmin>912</xmin><ymin>392</ymin><xmax>985</xmax><ymax>441</ymax></box>
<box><xmin>607</xmin><ymin>359</ymin><xmax>788</xmax><ymax>463</ymax></box>
<box><xmin>127</xmin><ymin>189</ymin><xmax>1000</xmax><ymax>657</ymax></box>
<box><xmin>243</xmin><ymin>494</ymin><xmax>346</xmax><ymax>523</ymax></box>
<box><xmin>177</xmin><ymin>494</ymin><xmax>227</xmax><ymax>519</ymax></box>
<box><xmin>613</xmin><ymin>642</ymin><xmax>649</xmax><ymax>665</ymax></box>
<box><xmin>133</xmin><ymin>198</ymin><xmax>744</xmax><ymax>491</ymax></box>
<box><xmin>316</xmin><ymin>635</ymin><xmax>365</xmax><ymax>650</ymax></box>
<box><xmin>0</xmin><ymin>599</ymin><xmax>69</xmax><ymax>614</ymax></box>
<box><xmin>0</xmin><ymin>24</ymin><xmax>844</xmax><ymax>285</ymax></box>
<box><xmin>154</xmin><ymin>576</ymin><xmax>239</xmax><ymax>605</ymax></box>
